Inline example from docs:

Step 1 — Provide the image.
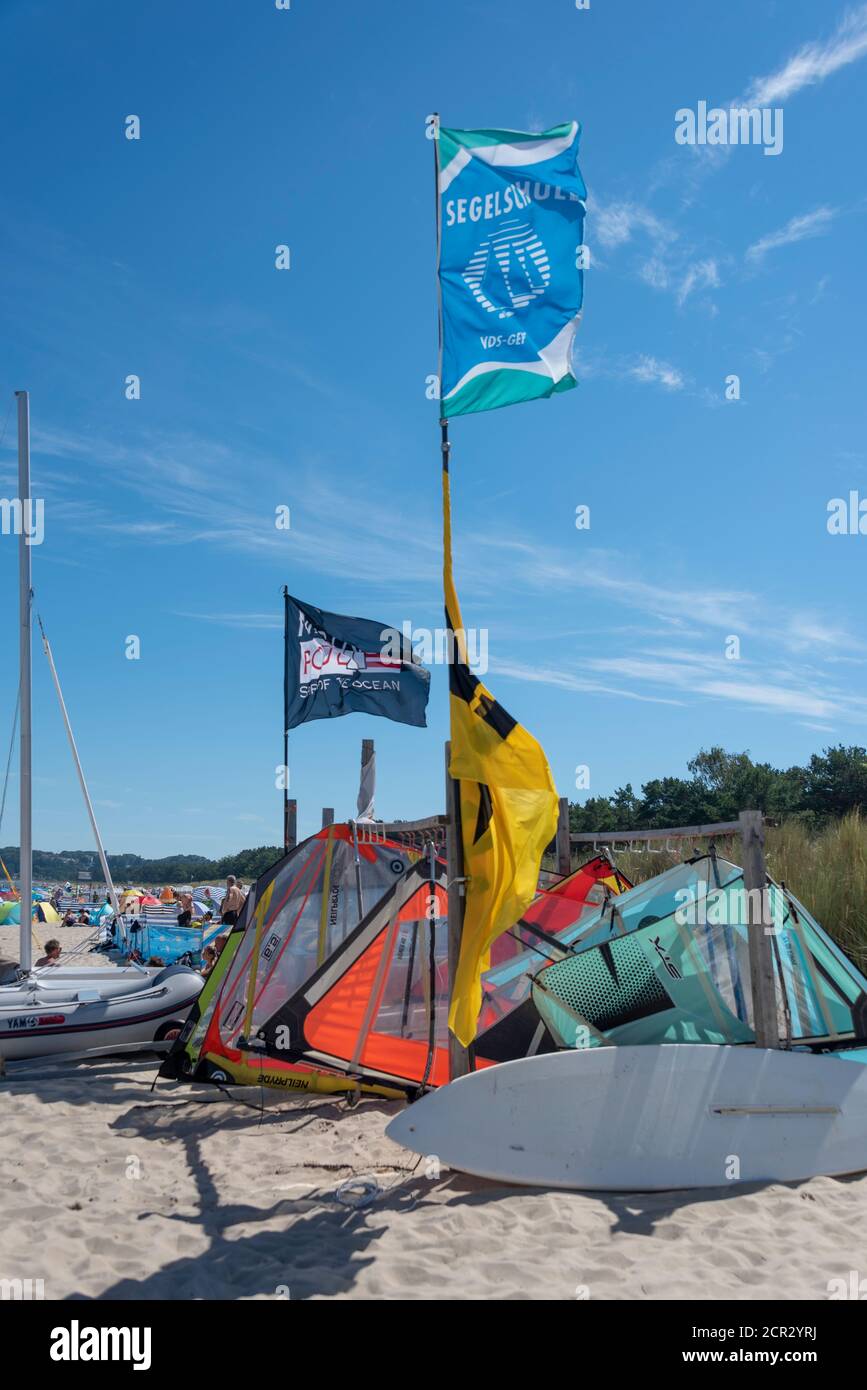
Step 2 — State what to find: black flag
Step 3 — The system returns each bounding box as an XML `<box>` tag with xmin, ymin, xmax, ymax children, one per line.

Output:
<box><xmin>284</xmin><ymin>595</ymin><xmax>430</xmax><ymax>730</ymax></box>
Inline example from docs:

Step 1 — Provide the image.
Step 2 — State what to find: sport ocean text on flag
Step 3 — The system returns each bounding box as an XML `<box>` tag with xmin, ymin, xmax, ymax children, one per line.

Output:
<box><xmin>284</xmin><ymin>595</ymin><xmax>430</xmax><ymax>730</ymax></box>
<box><xmin>443</xmin><ymin>464</ymin><xmax>559</xmax><ymax>1046</ymax></box>
<box><xmin>437</xmin><ymin>122</ymin><xmax>586</xmax><ymax>418</ymax></box>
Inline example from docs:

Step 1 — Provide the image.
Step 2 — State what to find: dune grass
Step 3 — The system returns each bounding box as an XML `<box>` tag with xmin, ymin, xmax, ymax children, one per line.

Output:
<box><xmin>562</xmin><ymin>812</ymin><xmax>867</xmax><ymax>970</ymax></box>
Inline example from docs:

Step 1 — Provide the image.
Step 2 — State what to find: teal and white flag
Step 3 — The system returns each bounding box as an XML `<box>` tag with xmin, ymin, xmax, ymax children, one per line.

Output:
<box><xmin>437</xmin><ymin>122</ymin><xmax>586</xmax><ymax>418</ymax></box>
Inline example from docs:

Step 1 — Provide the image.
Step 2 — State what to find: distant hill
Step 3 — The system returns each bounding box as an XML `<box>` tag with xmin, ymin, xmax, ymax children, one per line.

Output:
<box><xmin>0</xmin><ymin>845</ymin><xmax>283</xmax><ymax>886</ymax></box>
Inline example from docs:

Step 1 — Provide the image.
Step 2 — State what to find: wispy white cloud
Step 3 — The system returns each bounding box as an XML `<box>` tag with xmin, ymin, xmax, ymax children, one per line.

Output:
<box><xmin>746</xmin><ymin>5</ymin><xmax>867</xmax><ymax>105</ymax></box>
<box><xmin>495</xmin><ymin>634</ymin><xmax>865</xmax><ymax>726</ymax></box>
<box><xmin>784</xmin><ymin>613</ymin><xmax>859</xmax><ymax>652</ymax></box>
<box><xmin>581</xmin><ymin>650</ymin><xmax>867</xmax><ymax>724</ymax></box>
<box><xmin>677</xmin><ymin>258</ymin><xmax>720</xmax><ymax>305</ymax></box>
<box><xmin>13</xmin><ymin>421</ymin><xmax>444</xmax><ymax>592</ymax></box>
<box><xmin>590</xmin><ymin>200</ymin><xmax>725</xmax><ymax>314</ymax></box>
<box><xmin>629</xmin><ymin>355</ymin><xmax>685</xmax><ymax>391</ymax></box>
<box><xmin>174</xmin><ymin>611</ymin><xmax>283</xmax><ymax>630</ymax></box>
<box><xmin>646</xmin><ymin>8</ymin><xmax>867</xmax><ymax>219</ymax></box>
<box><xmin>574</xmin><ymin>348</ymin><xmax>690</xmax><ymax>393</ymax></box>
<box><xmin>591</xmin><ymin>198</ymin><xmax>677</xmax><ymax>253</ymax></box>
<box><xmin>491</xmin><ymin>660</ymin><xmax>685</xmax><ymax>707</ymax></box>
<box><xmin>472</xmin><ymin>536</ymin><xmax>865</xmax><ymax>683</ymax></box>
<box><xmin>746</xmin><ymin>206</ymin><xmax>838</xmax><ymax>261</ymax></box>
<box><xmin>638</xmin><ymin>258</ymin><xmax>671</xmax><ymax>292</ymax></box>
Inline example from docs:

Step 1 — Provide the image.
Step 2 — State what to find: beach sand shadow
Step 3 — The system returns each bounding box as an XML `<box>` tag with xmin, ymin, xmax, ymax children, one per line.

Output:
<box><xmin>63</xmin><ymin>1091</ymin><xmax>424</xmax><ymax>1300</ymax></box>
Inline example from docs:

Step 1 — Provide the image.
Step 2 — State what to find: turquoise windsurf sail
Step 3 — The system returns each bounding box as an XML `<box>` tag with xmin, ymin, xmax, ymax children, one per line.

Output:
<box><xmin>532</xmin><ymin>856</ymin><xmax>867</xmax><ymax>1052</ymax></box>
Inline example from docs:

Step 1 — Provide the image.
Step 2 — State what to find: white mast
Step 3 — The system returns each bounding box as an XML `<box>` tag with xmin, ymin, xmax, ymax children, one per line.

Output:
<box><xmin>16</xmin><ymin>391</ymin><xmax>32</xmax><ymax>974</ymax></box>
<box><xmin>37</xmin><ymin>618</ymin><xmax>122</xmax><ymax>920</ymax></box>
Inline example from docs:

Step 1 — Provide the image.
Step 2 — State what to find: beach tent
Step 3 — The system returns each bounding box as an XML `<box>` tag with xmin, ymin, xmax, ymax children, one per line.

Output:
<box><xmin>160</xmin><ymin>887</ymin><xmax>175</xmax><ymax>902</ymax></box>
<box><xmin>161</xmin><ymin>825</ymin><xmax>629</xmax><ymax>1095</ymax></box>
<box><xmin>0</xmin><ymin>900</ymin><xmax>55</xmax><ymax>926</ymax></box>
<box><xmin>196</xmin><ymin>887</ymin><xmax>225</xmax><ymax>913</ymax></box>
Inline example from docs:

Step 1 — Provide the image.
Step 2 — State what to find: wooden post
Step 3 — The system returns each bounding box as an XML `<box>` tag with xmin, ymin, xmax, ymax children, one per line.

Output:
<box><xmin>358</xmin><ymin>738</ymin><xmax>375</xmax><ymax>820</ymax></box>
<box><xmin>284</xmin><ymin>798</ymin><xmax>297</xmax><ymax>851</ymax></box>
<box><xmin>556</xmin><ymin>797</ymin><xmax>571</xmax><ymax>878</ymax></box>
<box><xmin>321</xmin><ymin>807</ymin><xmax>334</xmax><ymax>828</ymax></box>
<box><xmin>740</xmin><ymin>809</ymin><xmax>778</xmax><ymax>1049</ymax></box>
<box><xmin>445</xmin><ymin>741</ymin><xmax>471</xmax><ymax>1079</ymax></box>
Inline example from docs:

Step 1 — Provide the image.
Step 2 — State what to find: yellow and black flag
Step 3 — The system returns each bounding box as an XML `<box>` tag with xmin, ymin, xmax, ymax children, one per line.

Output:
<box><xmin>443</xmin><ymin>461</ymin><xmax>559</xmax><ymax>1047</ymax></box>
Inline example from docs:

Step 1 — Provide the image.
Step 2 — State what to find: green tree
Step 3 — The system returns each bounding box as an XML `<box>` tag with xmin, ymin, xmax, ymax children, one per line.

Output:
<box><xmin>802</xmin><ymin>746</ymin><xmax>867</xmax><ymax>821</ymax></box>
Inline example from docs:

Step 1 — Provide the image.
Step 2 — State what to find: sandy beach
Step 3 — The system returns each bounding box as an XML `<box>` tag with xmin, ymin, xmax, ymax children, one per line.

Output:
<box><xmin>1</xmin><ymin>1048</ymin><xmax>865</xmax><ymax>1301</ymax></box>
<box><xmin>0</xmin><ymin>925</ymin><xmax>108</xmax><ymax>970</ymax></box>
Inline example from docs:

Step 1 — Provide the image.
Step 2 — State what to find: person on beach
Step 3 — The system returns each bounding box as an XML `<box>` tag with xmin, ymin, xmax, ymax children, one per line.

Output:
<box><xmin>176</xmin><ymin>890</ymin><xmax>193</xmax><ymax>928</ymax></box>
<box><xmin>201</xmin><ymin>945</ymin><xmax>217</xmax><ymax>977</ymax></box>
<box><xmin>220</xmin><ymin>877</ymin><xmax>244</xmax><ymax>926</ymax></box>
<box><xmin>36</xmin><ymin>940</ymin><xmax>62</xmax><ymax>967</ymax></box>
<box><xmin>213</xmin><ymin>934</ymin><xmax>228</xmax><ymax>960</ymax></box>
<box><xmin>62</xmin><ymin>910</ymin><xmax>76</xmax><ymax>927</ymax></box>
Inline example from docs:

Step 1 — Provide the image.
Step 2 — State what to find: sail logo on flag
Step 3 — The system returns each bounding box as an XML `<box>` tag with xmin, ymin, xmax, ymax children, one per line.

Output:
<box><xmin>299</xmin><ymin>640</ymin><xmax>400</xmax><ymax>680</ymax></box>
<box><xmin>462</xmin><ymin>219</ymin><xmax>551</xmax><ymax>318</ymax></box>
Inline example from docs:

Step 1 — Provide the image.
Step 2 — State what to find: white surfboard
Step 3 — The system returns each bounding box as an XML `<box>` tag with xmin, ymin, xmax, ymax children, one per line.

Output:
<box><xmin>386</xmin><ymin>1045</ymin><xmax>867</xmax><ymax>1191</ymax></box>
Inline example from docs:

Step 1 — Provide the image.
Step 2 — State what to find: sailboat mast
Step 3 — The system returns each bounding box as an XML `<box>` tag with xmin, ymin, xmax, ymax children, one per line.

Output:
<box><xmin>283</xmin><ymin>585</ymin><xmax>290</xmax><ymax>851</ymax></box>
<box><xmin>15</xmin><ymin>391</ymin><xmax>32</xmax><ymax>974</ymax></box>
<box><xmin>38</xmin><ymin>620</ymin><xmax>122</xmax><ymax>919</ymax></box>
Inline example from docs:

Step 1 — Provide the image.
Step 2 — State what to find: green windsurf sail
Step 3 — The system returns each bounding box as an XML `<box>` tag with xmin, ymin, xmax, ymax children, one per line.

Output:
<box><xmin>532</xmin><ymin>856</ymin><xmax>867</xmax><ymax>1052</ymax></box>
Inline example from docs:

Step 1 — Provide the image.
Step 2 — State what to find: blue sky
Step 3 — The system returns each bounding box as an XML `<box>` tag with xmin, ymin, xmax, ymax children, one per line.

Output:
<box><xmin>1</xmin><ymin>0</ymin><xmax>866</xmax><ymax>858</ymax></box>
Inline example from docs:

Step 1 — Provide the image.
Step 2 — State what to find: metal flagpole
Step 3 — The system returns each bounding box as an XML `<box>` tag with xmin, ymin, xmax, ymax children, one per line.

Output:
<box><xmin>419</xmin><ymin>836</ymin><xmax>439</xmax><ymax>1093</ymax></box>
<box><xmin>15</xmin><ymin>391</ymin><xmax>32</xmax><ymax>973</ymax></box>
<box><xmin>433</xmin><ymin>119</ymin><xmax>471</xmax><ymax>1080</ymax></box>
